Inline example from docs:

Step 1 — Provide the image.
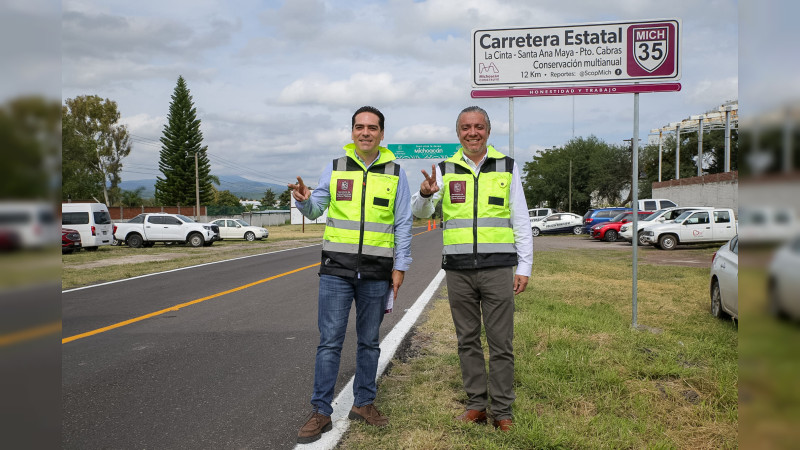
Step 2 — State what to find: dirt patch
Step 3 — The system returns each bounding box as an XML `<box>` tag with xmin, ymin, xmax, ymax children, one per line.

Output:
<box><xmin>70</xmin><ymin>253</ymin><xmax>186</xmax><ymax>269</ymax></box>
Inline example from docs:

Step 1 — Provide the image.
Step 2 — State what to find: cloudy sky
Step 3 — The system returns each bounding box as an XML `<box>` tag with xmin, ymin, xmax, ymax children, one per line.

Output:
<box><xmin>61</xmin><ymin>0</ymin><xmax>738</xmax><ymax>194</ymax></box>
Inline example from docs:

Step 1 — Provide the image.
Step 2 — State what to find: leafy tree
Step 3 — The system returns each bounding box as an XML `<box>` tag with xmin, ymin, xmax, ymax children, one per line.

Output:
<box><xmin>260</xmin><ymin>188</ymin><xmax>277</xmax><ymax>209</ymax></box>
<box><xmin>522</xmin><ymin>136</ymin><xmax>629</xmax><ymax>214</ymax></box>
<box><xmin>62</xmin><ymin>95</ymin><xmax>131</xmax><ymax>205</ymax></box>
<box><xmin>278</xmin><ymin>188</ymin><xmax>292</xmax><ymax>209</ymax></box>
<box><xmin>154</xmin><ymin>76</ymin><xmax>215</xmax><ymax>206</ymax></box>
<box><xmin>213</xmin><ymin>189</ymin><xmax>241</xmax><ymax>207</ymax></box>
<box><xmin>119</xmin><ymin>187</ymin><xmax>146</xmax><ymax>207</ymax></box>
<box><xmin>0</xmin><ymin>96</ymin><xmax>61</xmax><ymax>200</ymax></box>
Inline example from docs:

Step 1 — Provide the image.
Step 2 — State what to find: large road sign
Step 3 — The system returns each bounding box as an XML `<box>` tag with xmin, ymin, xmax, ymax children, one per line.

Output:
<box><xmin>388</xmin><ymin>143</ymin><xmax>460</xmax><ymax>160</ymax></box>
<box><xmin>472</xmin><ymin>19</ymin><xmax>680</xmax><ymax>88</ymax></box>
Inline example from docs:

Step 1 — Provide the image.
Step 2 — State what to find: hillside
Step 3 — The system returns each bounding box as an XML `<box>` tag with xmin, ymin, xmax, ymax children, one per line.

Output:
<box><xmin>119</xmin><ymin>175</ymin><xmax>287</xmax><ymax>200</ymax></box>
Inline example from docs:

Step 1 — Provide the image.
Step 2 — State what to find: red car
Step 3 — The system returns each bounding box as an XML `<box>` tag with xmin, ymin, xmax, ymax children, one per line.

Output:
<box><xmin>591</xmin><ymin>211</ymin><xmax>653</xmax><ymax>242</ymax></box>
<box><xmin>62</xmin><ymin>227</ymin><xmax>82</xmax><ymax>254</ymax></box>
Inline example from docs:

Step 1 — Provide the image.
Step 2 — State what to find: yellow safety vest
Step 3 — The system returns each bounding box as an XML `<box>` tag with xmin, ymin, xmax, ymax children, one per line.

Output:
<box><xmin>439</xmin><ymin>146</ymin><xmax>517</xmax><ymax>269</ymax></box>
<box><xmin>321</xmin><ymin>144</ymin><xmax>400</xmax><ymax>280</ymax></box>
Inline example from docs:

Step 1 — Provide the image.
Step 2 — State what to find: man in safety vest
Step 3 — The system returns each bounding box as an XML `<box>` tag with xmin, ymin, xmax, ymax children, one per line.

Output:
<box><xmin>289</xmin><ymin>106</ymin><xmax>413</xmax><ymax>444</ymax></box>
<box><xmin>411</xmin><ymin>106</ymin><xmax>533</xmax><ymax>431</ymax></box>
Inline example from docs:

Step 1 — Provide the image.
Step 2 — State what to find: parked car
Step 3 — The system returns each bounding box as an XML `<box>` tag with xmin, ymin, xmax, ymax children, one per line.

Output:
<box><xmin>642</xmin><ymin>208</ymin><xmax>738</xmax><ymax>250</ymax></box>
<box><xmin>211</xmin><ymin>219</ymin><xmax>269</xmax><ymax>241</ymax></box>
<box><xmin>528</xmin><ymin>208</ymin><xmax>557</xmax><ymax>222</ymax></box>
<box><xmin>768</xmin><ymin>234</ymin><xmax>800</xmax><ymax>320</ymax></box>
<box><xmin>590</xmin><ymin>211</ymin><xmax>653</xmax><ymax>242</ymax></box>
<box><xmin>619</xmin><ymin>206</ymin><xmax>715</xmax><ymax>246</ymax></box>
<box><xmin>710</xmin><ymin>235</ymin><xmax>738</xmax><ymax>320</ymax></box>
<box><xmin>738</xmin><ymin>206</ymin><xmax>799</xmax><ymax>245</ymax></box>
<box><xmin>531</xmin><ymin>212</ymin><xmax>584</xmax><ymax>237</ymax></box>
<box><xmin>62</xmin><ymin>228</ymin><xmax>82</xmax><ymax>254</ymax></box>
<box><xmin>582</xmin><ymin>207</ymin><xmax>630</xmax><ymax>234</ymax></box>
<box><xmin>61</xmin><ymin>202</ymin><xmax>114</xmax><ymax>251</ymax></box>
<box><xmin>114</xmin><ymin>213</ymin><xmax>220</xmax><ymax>248</ymax></box>
<box><xmin>0</xmin><ymin>201</ymin><xmax>60</xmax><ymax>249</ymax></box>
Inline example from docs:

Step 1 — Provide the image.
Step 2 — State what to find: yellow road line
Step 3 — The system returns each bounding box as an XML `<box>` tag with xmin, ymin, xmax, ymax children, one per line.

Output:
<box><xmin>0</xmin><ymin>321</ymin><xmax>62</xmax><ymax>347</ymax></box>
<box><xmin>62</xmin><ymin>263</ymin><xmax>320</xmax><ymax>344</ymax></box>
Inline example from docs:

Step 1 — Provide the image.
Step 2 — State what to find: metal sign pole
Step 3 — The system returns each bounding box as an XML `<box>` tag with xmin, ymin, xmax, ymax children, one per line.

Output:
<box><xmin>632</xmin><ymin>92</ymin><xmax>640</xmax><ymax>328</ymax></box>
<box><xmin>509</xmin><ymin>97</ymin><xmax>515</xmax><ymax>158</ymax></box>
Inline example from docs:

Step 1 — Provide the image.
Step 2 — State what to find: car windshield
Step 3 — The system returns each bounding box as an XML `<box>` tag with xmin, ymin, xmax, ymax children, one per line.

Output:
<box><xmin>235</xmin><ymin>219</ymin><xmax>251</xmax><ymax>226</ymax></box>
<box><xmin>176</xmin><ymin>214</ymin><xmax>195</xmax><ymax>223</ymax></box>
<box><xmin>644</xmin><ymin>209</ymin><xmax>667</xmax><ymax>221</ymax></box>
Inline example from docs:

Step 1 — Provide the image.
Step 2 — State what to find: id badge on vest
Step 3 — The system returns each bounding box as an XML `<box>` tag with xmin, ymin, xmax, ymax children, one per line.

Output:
<box><xmin>449</xmin><ymin>180</ymin><xmax>467</xmax><ymax>204</ymax></box>
<box><xmin>336</xmin><ymin>179</ymin><xmax>354</xmax><ymax>201</ymax></box>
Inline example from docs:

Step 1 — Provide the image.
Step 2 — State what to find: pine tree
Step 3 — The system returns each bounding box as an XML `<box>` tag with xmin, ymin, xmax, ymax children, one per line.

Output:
<box><xmin>155</xmin><ymin>76</ymin><xmax>214</xmax><ymax>206</ymax></box>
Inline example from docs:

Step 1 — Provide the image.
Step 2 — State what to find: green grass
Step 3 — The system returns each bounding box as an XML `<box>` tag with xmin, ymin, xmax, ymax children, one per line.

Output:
<box><xmin>341</xmin><ymin>249</ymin><xmax>738</xmax><ymax>449</ymax></box>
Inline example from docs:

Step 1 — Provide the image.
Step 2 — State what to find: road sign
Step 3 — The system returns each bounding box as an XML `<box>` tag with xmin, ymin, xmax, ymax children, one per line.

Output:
<box><xmin>471</xmin><ymin>82</ymin><xmax>681</xmax><ymax>98</ymax></box>
<box><xmin>388</xmin><ymin>143</ymin><xmax>460</xmax><ymax>160</ymax></box>
<box><xmin>472</xmin><ymin>19</ymin><xmax>680</xmax><ymax>87</ymax></box>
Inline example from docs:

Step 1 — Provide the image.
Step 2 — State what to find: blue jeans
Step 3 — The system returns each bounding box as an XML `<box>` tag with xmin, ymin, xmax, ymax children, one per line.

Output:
<box><xmin>311</xmin><ymin>274</ymin><xmax>389</xmax><ymax>416</ymax></box>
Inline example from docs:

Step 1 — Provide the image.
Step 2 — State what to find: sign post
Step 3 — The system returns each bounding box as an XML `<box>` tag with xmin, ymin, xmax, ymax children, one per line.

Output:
<box><xmin>470</xmin><ymin>19</ymin><xmax>681</xmax><ymax>329</ymax></box>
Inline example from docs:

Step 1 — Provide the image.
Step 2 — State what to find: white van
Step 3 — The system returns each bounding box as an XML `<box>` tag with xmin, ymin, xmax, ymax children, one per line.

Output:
<box><xmin>61</xmin><ymin>203</ymin><xmax>114</xmax><ymax>251</ymax></box>
<box><xmin>0</xmin><ymin>201</ymin><xmax>59</xmax><ymax>249</ymax></box>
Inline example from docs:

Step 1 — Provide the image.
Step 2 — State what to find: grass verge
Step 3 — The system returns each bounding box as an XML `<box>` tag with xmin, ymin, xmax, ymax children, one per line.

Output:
<box><xmin>341</xmin><ymin>249</ymin><xmax>737</xmax><ymax>449</ymax></box>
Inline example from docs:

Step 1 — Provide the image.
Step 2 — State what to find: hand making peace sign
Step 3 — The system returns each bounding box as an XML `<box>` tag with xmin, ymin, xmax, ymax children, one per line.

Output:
<box><xmin>419</xmin><ymin>164</ymin><xmax>440</xmax><ymax>196</ymax></box>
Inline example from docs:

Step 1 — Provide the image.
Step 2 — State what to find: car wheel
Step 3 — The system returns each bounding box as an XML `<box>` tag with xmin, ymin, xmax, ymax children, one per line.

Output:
<box><xmin>244</xmin><ymin>231</ymin><xmax>256</xmax><ymax>241</ymax></box>
<box><xmin>605</xmin><ymin>230</ymin><xmax>618</xmax><ymax>242</ymax></box>
<box><xmin>711</xmin><ymin>279</ymin><xmax>729</xmax><ymax>319</ymax></box>
<box><xmin>637</xmin><ymin>231</ymin><xmax>648</xmax><ymax>246</ymax></box>
<box><xmin>531</xmin><ymin>227</ymin><xmax>540</xmax><ymax>237</ymax></box>
<box><xmin>126</xmin><ymin>234</ymin><xmax>144</xmax><ymax>248</ymax></box>
<box><xmin>187</xmin><ymin>233</ymin><xmax>204</xmax><ymax>248</ymax></box>
<box><xmin>658</xmin><ymin>234</ymin><xmax>677</xmax><ymax>250</ymax></box>
<box><xmin>572</xmin><ymin>226</ymin><xmax>582</xmax><ymax>235</ymax></box>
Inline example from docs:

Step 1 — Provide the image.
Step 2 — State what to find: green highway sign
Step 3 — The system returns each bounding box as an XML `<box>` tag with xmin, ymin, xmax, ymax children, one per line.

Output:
<box><xmin>388</xmin><ymin>143</ymin><xmax>461</xmax><ymax>160</ymax></box>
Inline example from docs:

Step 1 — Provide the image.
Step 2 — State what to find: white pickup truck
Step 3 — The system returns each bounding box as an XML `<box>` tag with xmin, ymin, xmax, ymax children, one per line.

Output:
<box><xmin>619</xmin><ymin>206</ymin><xmax>714</xmax><ymax>246</ymax></box>
<box><xmin>114</xmin><ymin>213</ymin><xmax>220</xmax><ymax>248</ymax></box>
<box><xmin>641</xmin><ymin>208</ymin><xmax>737</xmax><ymax>250</ymax></box>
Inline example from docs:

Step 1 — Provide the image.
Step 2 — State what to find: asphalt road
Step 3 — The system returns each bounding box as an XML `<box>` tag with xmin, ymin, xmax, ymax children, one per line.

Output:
<box><xmin>62</xmin><ymin>226</ymin><xmax>445</xmax><ymax>449</ymax></box>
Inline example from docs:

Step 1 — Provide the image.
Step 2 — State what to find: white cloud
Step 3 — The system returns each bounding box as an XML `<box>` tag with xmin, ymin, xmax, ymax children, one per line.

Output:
<box><xmin>277</xmin><ymin>72</ymin><xmax>467</xmax><ymax>107</ymax></box>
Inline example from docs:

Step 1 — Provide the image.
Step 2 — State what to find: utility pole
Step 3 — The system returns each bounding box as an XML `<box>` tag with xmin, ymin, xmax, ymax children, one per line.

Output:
<box><xmin>194</xmin><ymin>151</ymin><xmax>200</xmax><ymax>219</ymax></box>
<box><xmin>568</xmin><ymin>159</ymin><xmax>572</xmax><ymax>213</ymax></box>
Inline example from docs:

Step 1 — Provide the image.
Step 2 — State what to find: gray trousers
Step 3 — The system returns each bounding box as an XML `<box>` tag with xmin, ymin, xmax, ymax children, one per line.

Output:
<box><xmin>445</xmin><ymin>266</ymin><xmax>515</xmax><ymax>420</ymax></box>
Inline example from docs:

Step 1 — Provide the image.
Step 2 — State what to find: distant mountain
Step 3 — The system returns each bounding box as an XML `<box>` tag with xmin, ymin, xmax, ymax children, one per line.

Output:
<box><xmin>119</xmin><ymin>175</ymin><xmax>287</xmax><ymax>200</ymax></box>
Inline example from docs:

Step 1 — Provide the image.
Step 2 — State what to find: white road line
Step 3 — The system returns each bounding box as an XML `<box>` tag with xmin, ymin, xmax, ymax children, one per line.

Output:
<box><xmin>295</xmin><ymin>269</ymin><xmax>447</xmax><ymax>449</ymax></box>
<box><xmin>62</xmin><ymin>244</ymin><xmax>320</xmax><ymax>293</ymax></box>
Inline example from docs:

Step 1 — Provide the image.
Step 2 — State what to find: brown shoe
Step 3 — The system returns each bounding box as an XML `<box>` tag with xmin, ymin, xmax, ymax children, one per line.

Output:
<box><xmin>455</xmin><ymin>409</ymin><xmax>487</xmax><ymax>424</ymax></box>
<box><xmin>348</xmin><ymin>404</ymin><xmax>389</xmax><ymax>427</ymax></box>
<box><xmin>493</xmin><ymin>418</ymin><xmax>514</xmax><ymax>431</ymax></box>
<box><xmin>297</xmin><ymin>410</ymin><xmax>332</xmax><ymax>444</ymax></box>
